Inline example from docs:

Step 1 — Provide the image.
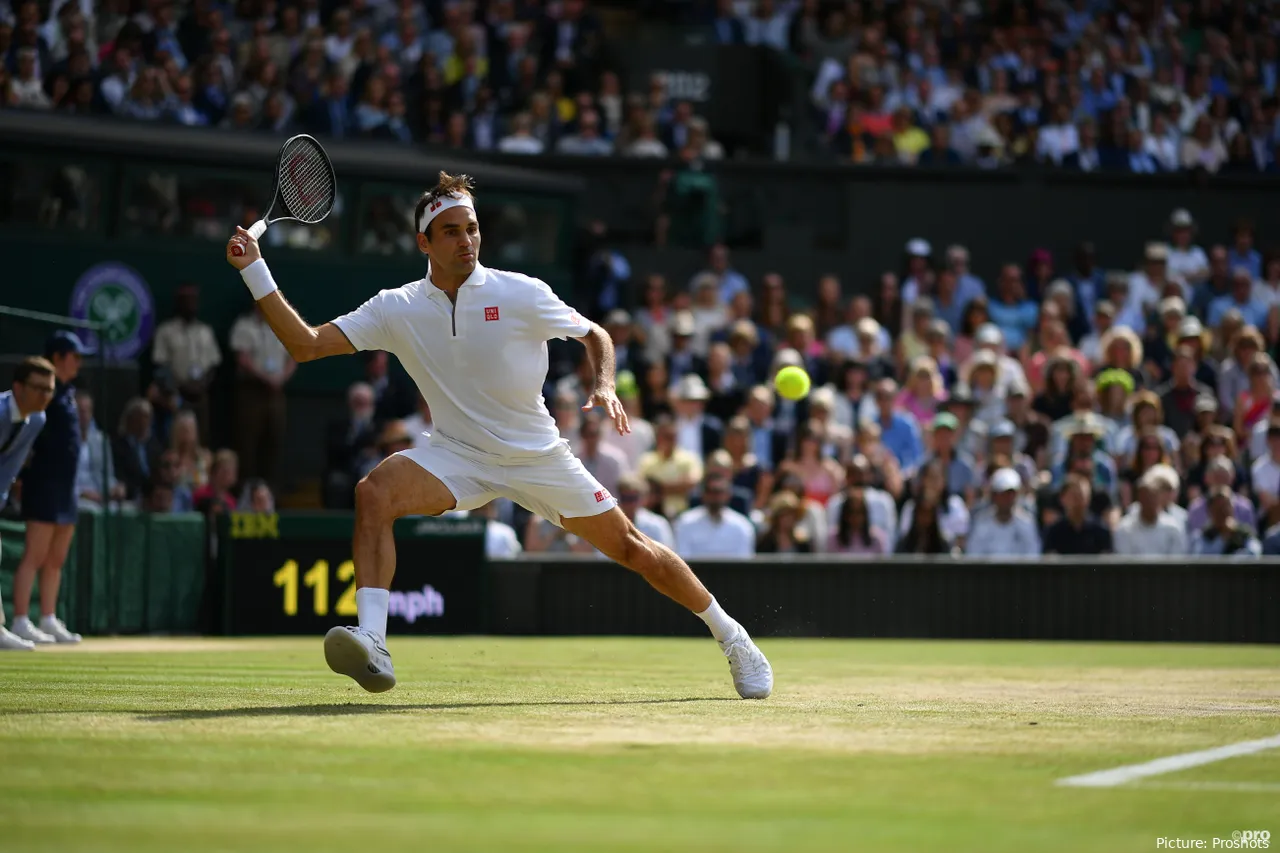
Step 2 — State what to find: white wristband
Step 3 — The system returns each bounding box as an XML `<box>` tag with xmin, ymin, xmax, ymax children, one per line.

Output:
<box><xmin>240</xmin><ymin>259</ymin><xmax>279</xmax><ymax>301</ymax></box>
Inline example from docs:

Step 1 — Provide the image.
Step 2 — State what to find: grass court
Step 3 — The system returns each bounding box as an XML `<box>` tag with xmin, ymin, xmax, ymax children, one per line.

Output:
<box><xmin>1</xmin><ymin>637</ymin><xmax>1277</xmax><ymax>853</ymax></box>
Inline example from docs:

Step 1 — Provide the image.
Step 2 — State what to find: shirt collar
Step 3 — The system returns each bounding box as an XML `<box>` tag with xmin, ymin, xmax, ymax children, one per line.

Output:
<box><xmin>10</xmin><ymin>398</ymin><xmax>25</xmax><ymax>425</ymax></box>
<box><xmin>427</xmin><ymin>262</ymin><xmax>487</xmax><ymax>294</ymax></box>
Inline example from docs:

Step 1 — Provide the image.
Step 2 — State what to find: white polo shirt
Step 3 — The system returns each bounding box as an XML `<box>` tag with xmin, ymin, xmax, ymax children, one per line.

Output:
<box><xmin>673</xmin><ymin>506</ymin><xmax>756</xmax><ymax>559</ymax></box>
<box><xmin>334</xmin><ymin>263</ymin><xmax>590</xmax><ymax>461</ymax></box>
<box><xmin>1251</xmin><ymin>455</ymin><xmax>1280</xmax><ymax>501</ymax></box>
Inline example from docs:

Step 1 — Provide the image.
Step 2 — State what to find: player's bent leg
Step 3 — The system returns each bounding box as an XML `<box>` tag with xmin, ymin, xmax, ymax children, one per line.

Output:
<box><xmin>562</xmin><ymin>508</ymin><xmax>712</xmax><ymax>611</ymax></box>
<box><xmin>329</xmin><ymin>453</ymin><xmax>461</xmax><ymax>693</ymax></box>
<box><xmin>561</xmin><ymin>508</ymin><xmax>774</xmax><ymax>699</ymax></box>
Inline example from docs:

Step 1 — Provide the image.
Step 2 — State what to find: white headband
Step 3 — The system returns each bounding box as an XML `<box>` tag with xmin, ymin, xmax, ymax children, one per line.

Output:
<box><xmin>417</xmin><ymin>193</ymin><xmax>475</xmax><ymax>233</ymax></box>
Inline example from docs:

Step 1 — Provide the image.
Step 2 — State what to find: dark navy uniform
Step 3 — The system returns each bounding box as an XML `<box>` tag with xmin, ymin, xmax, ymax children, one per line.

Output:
<box><xmin>21</xmin><ymin>377</ymin><xmax>80</xmax><ymax>524</ymax></box>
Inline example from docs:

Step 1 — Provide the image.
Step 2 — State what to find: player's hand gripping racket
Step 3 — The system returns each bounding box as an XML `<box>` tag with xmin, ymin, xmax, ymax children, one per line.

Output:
<box><xmin>235</xmin><ymin>134</ymin><xmax>336</xmax><ymax>251</ymax></box>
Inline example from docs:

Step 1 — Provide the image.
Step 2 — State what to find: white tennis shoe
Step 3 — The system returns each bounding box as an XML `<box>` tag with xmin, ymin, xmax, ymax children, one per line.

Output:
<box><xmin>0</xmin><ymin>626</ymin><xmax>35</xmax><ymax>651</ymax></box>
<box><xmin>324</xmin><ymin>626</ymin><xmax>396</xmax><ymax>693</ymax></box>
<box><xmin>10</xmin><ymin>617</ymin><xmax>55</xmax><ymax>645</ymax></box>
<box><xmin>40</xmin><ymin>616</ymin><xmax>82</xmax><ymax>644</ymax></box>
<box><xmin>719</xmin><ymin>629</ymin><xmax>773</xmax><ymax>699</ymax></box>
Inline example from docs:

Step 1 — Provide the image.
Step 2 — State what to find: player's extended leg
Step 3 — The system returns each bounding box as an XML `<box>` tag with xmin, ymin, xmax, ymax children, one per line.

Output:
<box><xmin>324</xmin><ymin>454</ymin><xmax>458</xmax><ymax>693</ymax></box>
<box><xmin>10</xmin><ymin>521</ymin><xmax>55</xmax><ymax>644</ymax></box>
<box><xmin>35</xmin><ymin>523</ymin><xmax>80</xmax><ymax>643</ymax></box>
<box><xmin>561</xmin><ymin>508</ymin><xmax>773</xmax><ymax>699</ymax></box>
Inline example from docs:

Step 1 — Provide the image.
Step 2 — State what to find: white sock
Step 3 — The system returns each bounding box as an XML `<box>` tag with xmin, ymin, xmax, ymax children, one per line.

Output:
<box><xmin>696</xmin><ymin>597</ymin><xmax>741</xmax><ymax>643</ymax></box>
<box><xmin>39</xmin><ymin>614</ymin><xmax>58</xmax><ymax>626</ymax></box>
<box><xmin>12</xmin><ymin>615</ymin><xmax>32</xmax><ymax>629</ymax></box>
<box><xmin>356</xmin><ymin>587</ymin><xmax>390</xmax><ymax>639</ymax></box>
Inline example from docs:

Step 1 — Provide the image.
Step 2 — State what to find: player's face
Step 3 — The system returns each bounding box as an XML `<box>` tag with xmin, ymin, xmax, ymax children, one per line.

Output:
<box><xmin>422</xmin><ymin>206</ymin><xmax>481</xmax><ymax>276</ymax></box>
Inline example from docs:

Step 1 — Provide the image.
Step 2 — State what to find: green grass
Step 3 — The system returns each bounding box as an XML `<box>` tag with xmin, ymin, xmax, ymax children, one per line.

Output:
<box><xmin>0</xmin><ymin>637</ymin><xmax>1277</xmax><ymax>853</ymax></box>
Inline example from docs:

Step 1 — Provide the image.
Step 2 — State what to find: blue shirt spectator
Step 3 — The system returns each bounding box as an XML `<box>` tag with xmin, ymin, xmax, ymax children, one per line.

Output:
<box><xmin>872</xmin><ymin>380</ymin><xmax>923</xmax><ymax>472</ymax></box>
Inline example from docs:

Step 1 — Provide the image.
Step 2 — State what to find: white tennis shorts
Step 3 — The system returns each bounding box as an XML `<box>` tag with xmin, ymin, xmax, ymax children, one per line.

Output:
<box><xmin>398</xmin><ymin>434</ymin><xmax>617</xmax><ymax>527</ymax></box>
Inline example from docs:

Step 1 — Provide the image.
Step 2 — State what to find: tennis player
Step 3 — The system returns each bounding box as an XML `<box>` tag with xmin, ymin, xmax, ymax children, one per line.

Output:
<box><xmin>225</xmin><ymin>172</ymin><xmax>772</xmax><ymax>699</ymax></box>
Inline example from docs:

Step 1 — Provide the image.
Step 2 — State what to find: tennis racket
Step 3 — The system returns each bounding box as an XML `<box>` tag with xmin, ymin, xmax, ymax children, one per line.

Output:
<box><xmin>243</xmin><ymin>134</ymin><xmax>336</xmax><ymax>242</ymax></box>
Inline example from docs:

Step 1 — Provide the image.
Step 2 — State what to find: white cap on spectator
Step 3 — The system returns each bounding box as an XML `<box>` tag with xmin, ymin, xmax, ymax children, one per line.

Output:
<box><xmin>671</xmin><ymin>311</ymin><xmax>696</xmax><ymax>337</ymax></box>
<box><xmin>1159</xmin><ymin>296</ymin><xmax>1186</xmax><ymax>317</ymax></box>
<box><xmin>773</xmin><ymin>348</ymin><xmax>804</xmax><ymax>370</ymax></box>
<box><xmin>1145</xmin><ymin>242</ymin><xmax>1169</xmax><ymax>262</ymax></box>
<box><xmin>675</xmin><ymin>374</ymin><xmax>711</xmax><ymax>401</ymax></box>
<box><xmin>1046</xmin><ymin>279</ymin><xmax>1074</xmax><ymax>300</ymax></box>
<box><xmin>975</xmin><ymin>323</ymin><xmax>1004</xmax><ymax>347</ymax></box>
<box><xmin>906</xmin><ymin>238</ymin><xmax>932</xmax><ymax>257</ymax></box>
<box><xmin>855</xmin><ymin>317</ymin><xmax>881</xmax><ymax>338</ymax></box>
<box><xmin>1178</xmin><ymin>317</ymin><xmax>1204</xmax><ymax>338</ymax></box>
<box><xmin>991</xmin><ymin>468</ymin><xmax>1021</xmax><ymax>493</ymax></box>
<box><xmin>1170</xmin><ymin>208</ymin><xmax>1194</xmax><ymax>228</ymax></box>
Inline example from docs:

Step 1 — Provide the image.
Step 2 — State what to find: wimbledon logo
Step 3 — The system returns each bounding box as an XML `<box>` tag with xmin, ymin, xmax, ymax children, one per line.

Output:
<box><xmin>69</xmin><ymin>263</ymin><xmax>155</xmax><ymax>361</ymax></box>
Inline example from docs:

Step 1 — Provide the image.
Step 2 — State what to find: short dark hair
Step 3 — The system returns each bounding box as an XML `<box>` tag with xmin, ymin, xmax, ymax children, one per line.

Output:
<box><xmin>414</xmin><ymin>171</ymin><xmax>476</xmax><ymax>240</ymax></box>
<box><xmin>14</xmin><ymin>356</ymin><xmax>55</xmax><ymax>386</ymax></box>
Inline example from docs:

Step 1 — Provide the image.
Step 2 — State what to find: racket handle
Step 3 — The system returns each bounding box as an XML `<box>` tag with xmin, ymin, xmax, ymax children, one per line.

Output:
<box><xmin>248</xmin><ymin>219</ymin><xmax>268</xmax><ymax>240</ymax></box>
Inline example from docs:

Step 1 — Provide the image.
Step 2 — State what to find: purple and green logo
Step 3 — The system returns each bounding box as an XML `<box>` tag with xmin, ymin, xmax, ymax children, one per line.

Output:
<box><xmin>69</xmin><ymin>263</ymin><xmax>155</xmax><ymax>361</ymax></box>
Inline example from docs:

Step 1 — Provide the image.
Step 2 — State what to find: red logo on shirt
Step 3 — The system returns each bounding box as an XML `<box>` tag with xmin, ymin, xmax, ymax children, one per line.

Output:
<box><xmin>595</xmin><ymin>489</ymin><xmax>609</xmax><ymax>503</ymax></box>
<box><xmin>484</xmin><ymin>306</ymin><xmax>500</xmax><ymax>321</ymax></box>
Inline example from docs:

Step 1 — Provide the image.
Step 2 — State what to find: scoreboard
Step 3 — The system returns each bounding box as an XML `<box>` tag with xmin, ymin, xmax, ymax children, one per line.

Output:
<box><xmin>219</xmin><ymin>512</ymin><xmax>486</xmax><ymax>635</ymax></box>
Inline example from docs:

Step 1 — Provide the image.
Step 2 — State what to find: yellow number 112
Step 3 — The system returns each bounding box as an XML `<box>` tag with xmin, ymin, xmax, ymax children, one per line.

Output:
<box><xmin>273</xmin><ymin>559</ymin><xmax>358</xmax><ymax>617</ymax></box>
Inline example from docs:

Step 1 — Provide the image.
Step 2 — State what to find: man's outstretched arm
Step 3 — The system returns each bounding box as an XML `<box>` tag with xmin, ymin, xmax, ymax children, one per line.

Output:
<box><xmin>226</xmin><ymin>225</ymin><xmax>354</xmax><ymax>363</ymax></box>
<box><xmin>576</xmin><ymin>322</ymin><xmax>629</xmax><ymax>435</ymax></box>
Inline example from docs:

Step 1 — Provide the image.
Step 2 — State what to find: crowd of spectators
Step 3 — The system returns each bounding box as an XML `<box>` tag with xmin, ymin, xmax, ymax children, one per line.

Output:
<box><xmin>6</xmin><ymin>0</ymin><xmax>1280</xmax><ymax>174</ymax></box>
<box><xmin>794</xmin><ymin>0</ymin><xmax>1280</xmax><ymax>172</ymax></box>
<box><xmin>0</xmin><ymin>0</ymin><xmax>727</xmax><ymax>161</ymax></box>
<box><xmin>420</xmin><ymin>206</ymin><xmax>1280</xmax><ymax>560</ymax></box>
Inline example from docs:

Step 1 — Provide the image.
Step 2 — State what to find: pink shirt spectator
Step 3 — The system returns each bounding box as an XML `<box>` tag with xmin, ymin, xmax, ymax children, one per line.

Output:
<box><xmin>895</xmin><ymin>389</ymin><xmax>941</xmax><ymax>429</ymax></box>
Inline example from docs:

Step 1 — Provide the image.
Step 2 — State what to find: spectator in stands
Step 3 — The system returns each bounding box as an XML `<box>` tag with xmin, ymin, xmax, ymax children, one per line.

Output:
<box><xmin>193</xmin><ymin>448</ymin><xmax>238</xmax><ymax>516</ymax></box>
<box><xmin>1115</xmin><ymin>473</ymin><xmax>1187</xmax><ymax>557</ymax></box>
<box><xmin>111</xmin><ymin>397</ymin><xmax>161</xmax><ymax>502</ymax></box>
<box><xmin>230</xmin><ymin>303</ymin><xmax>295</xmax><ymax>489</ymax></box>
<box><xmin>756</xmin><ymin>491</ymin><xmax>812</xmax><ymax>554</ymax></box>
<box><xmin>1228</xmin><ymin>219</ymin><xmax>1263</xmax><ymax>281</ymax></box>
<box><xmin>966</xmin><ymin>468</ymin><xmax>1040</xmax><ymax>557</ymax></box>
<box><xmin>149</xmin><ymin>450</ymin><xmax>194</xmax><ymax>514</ymax></box>
<box><xmin>1218</xmin><ymin>329</ymin><xmax>1275</xmax><ymax>418</ymax></box>
<box><xmin>898</xmin><ymin>459</ymin><xmax>969</xmax><ymax>555</ymax></box>
<box><xmin>474</xmin><ymin>500</ymin><xmax>522</xmax><ymax>560</ymax></box>
<box><xmin>827</xmin><ymin>487</ymin><xmax>888</xmax><ymax>556</ymax></box>
<box><xmin>152</xmin><ymin>282</ymin><xmax>221</xmax><ymax>443</ymax></box>
<box><xmin>74</xmin><ymin>390</ymin><xmax>124</xmax><ymax>509</ymax></box>
<box><xmin>577</xmin><ymin>412</ymin><xmax>628</xmax><ymax>498</ymax></box>
<box><xmin>673</xmin><ymin>472</ymin><xmax>755</xmax><ymax>559</ymax></box>
<box><xmin>1190</xmin><ymin>486</ymin><xmax>1261</xmax><ymax>557</ymax></box>
<box><xmin>1157</xmin><ymin>346</ymin><xmax>1215</xmax><ymax>436</ymax></box>
<box><xmin>778</xmin><ymin>422</ymin><xmax>844</xmax><ymax>508</ymax></box>
<box><xmin>1167</xmin><ymin>210</ymin><xmax>1210</xmax><ymax>287</ymax></box>
<box><xmin>614</xmin><ymin>473</ymin><xmax>674</xmax><ymax>549</ymax></box>
<box><xmin>324</xmin><ymin>382</ymin><xmax>377</xmax><ymax>510</ymax></box>
<box><xmin>869</xmin><ymin>378</ymin><xmax>923</xmax><ymax>472</ymax></box>
<box><xmin>1042</xmin><ymin>475</ymin><xmax>1113</xmax><ymax>556</ymax></box>
<box><xmin>241</xmin><ymin>478</ymin><xmax>275</xmax><ymax>513</ymax></box>
<box><xmin>168</xmin><ymin>409</ymin><xmax>210</xmax><ymax>494</ymax></box>
<box><xmin>1249</xmin><ymin>422</ymin><xmax>1280</xmax><ymax>514</ymax></box>
<box><xmin>638</xmin><ymin>414</ymin><xmax>702</xmax><ymax>519</ymax></box>
<box><xmin>555</xmin><ymin>107</ymin><xmax>611</xmax><ymax>155</ymax></box>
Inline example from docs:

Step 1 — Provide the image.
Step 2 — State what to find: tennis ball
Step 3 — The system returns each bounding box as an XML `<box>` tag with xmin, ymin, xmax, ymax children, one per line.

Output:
<box><xmin>774</xmin><ymin>365</ymin><xmax>811</xmax><ymax>401</ymax></box>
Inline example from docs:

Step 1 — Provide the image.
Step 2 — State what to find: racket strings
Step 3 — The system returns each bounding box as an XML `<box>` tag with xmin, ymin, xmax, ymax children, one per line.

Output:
<box><xmin>278</xmin><ymin>138</ymin><xmax>335</xmax><ymax>223</ymax></box>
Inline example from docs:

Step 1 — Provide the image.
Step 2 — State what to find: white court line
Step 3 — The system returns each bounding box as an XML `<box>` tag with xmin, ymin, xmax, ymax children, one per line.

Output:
<box><xmin>1135</xmin><ymin>782</ymin><xmax>1280</xmax><ymax>793</ymax></box>
<box><xmin>1057</xmin><ymin>734</ymin><xmax>1280</xmax><ymax>788</ymax></box>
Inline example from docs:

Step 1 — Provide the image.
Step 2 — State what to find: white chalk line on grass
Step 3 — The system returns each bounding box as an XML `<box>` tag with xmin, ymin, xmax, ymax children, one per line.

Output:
<box><xmin>1057</xmin><ymin>734</ymin><xmax>1280</xmax><ymax>788</ymax></box>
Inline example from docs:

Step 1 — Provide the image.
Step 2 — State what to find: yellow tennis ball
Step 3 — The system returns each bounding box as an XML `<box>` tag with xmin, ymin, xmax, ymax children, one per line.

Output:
<box><xmin>774</xmin><ymin>365</ymin><xmax>811</xmax><ymax>401</ymax></box>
